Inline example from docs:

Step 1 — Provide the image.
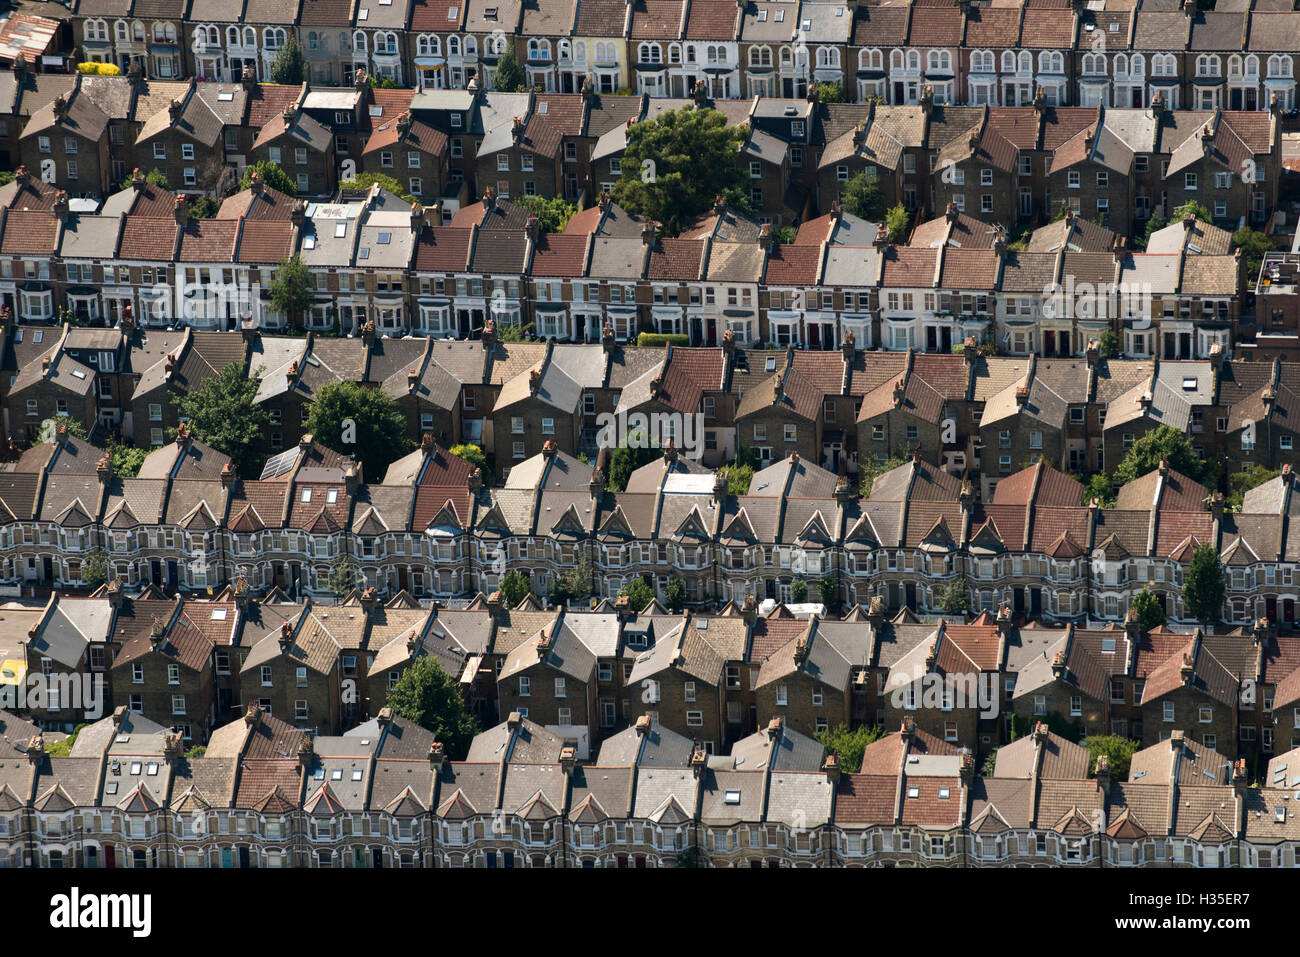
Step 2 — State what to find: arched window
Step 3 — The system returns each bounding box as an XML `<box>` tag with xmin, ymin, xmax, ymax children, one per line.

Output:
<box><xmin>971</xmin><ymin>50</ymin><xmax>993</xmax><ymax>73</ymax></box>
<box><xmin>816</xmin><ymin>46</ymin><xmax>839</xmax><ymax>69</ymax></box>
<box><xmin>1017</xmin><ymin>50</ymin><xmax>1032</xmax><ymax>73</ymax></box>
<box><xmin>463</xmin><ymin>35</ymin><xmax>477</xmax><ymax>56</ymax></box>
<box><xmin>906</xmin><ymin>49</ymin><xmax>920</xmax><ymax>71</ymax></box>
<box><xmin>447</xmin><ymin>34</ymin><xmax>460</xmax><ymax>56</ymax></box>
<box><xmin>352</xmin><ymin>30</ymin><xmax>368</xmax><ymax>54</ymax></box>
<box><xmin>1244</xmin><ymin>54</ymin><xmax>1259</xmax><ymax>77</ymax></box>
<box><xmin>1130</xmin><ymin>53</ymin><xmax>1145</xmax><ymax>75</ymax></box>
<box><xmin>115</xmin><ymin>19</ymin><xmax>129</xmax><ymax>42</ymax></box>
<box><xmin>891</xmin><ymin>49</ymin><xmax>905</xmax><ymax>71</ymax></box>
<box><xmin>1001</xmin><ymin>50</ymin><xmax>1016</xmax><ymax>73</ymax></box>
<box><xmin>753</xmin><ymin>45</ymin><xmax>772</xmax><ymax>67</ymax></box>
<box><xmin>860</xmin><ymin>48</ymin><xmax>882</xmax><ymax>71</ymax></box>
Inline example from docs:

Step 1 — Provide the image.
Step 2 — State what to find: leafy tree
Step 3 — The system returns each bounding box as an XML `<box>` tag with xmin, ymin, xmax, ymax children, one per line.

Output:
<box><xmin>1043</xmin><ymin>710</ymin><xmax>1083</xmax><ymax>743</ymax></box>
<box><xmin>859</xmin><ymin>453</ymin><xmax>908</xmax><ymax>498</ymax></box>
<box><xmin>38</xmin><ymin>417</ymin><xmax>90</xmax><ymax>443</ymax></box>
<box><xmin>1137</xmin><ymin>212</ymin><xmax>1166</xmax><ymax>251</ymax></box>
<box><xmin>840</xmin><ymin>171</ymin><xmax>883</xmax><ymax>221</ymax></box>
<box><xmin>1129</xmin><ymin>588</ymin><xmax>1167</xmax><ymax>633</ymax></box>
<box><xmin>790</xmin><ymin>579</ymin><xmax>808</xmax><ymax>603</ymax></box>
<box><xmin>814</xmin><ymin>82</ymin><xmax>845</xmax><ymax>103</ymax></box>
<box><xmin>937</xmin><ymin>578</ymin><xmax>969</xmax><ymax>616</ymax></box>
<box><xmin>885</xmin><ymin>203</ymin><xmax>911</xmax><ymax>244</ymax></box>
<box><xmin>326</xmin><ymin>554</ymin><xmax>361</xmax><ymax>600</ymax></box>
<box><xmin>269</xmin><ymin>255</ymin><xmax>312</xmax><ymax>330</ymax></box>
<box><xmin>1098</xmin><ymin>330</ymin><xmax>1121</xmax><ymax>359</ymax></box>
<box><xmin>240</xmin><ymin>160</ymin><xmax>297</xmax><ymax>197</ymax></box>
<box><xmin>188</xmin><ymin>194</ymin><xmax>220</xmax><ymax>218</ymax></box>
<box><xmin>1232</xmin><ymin>227</ymin><xmax>1274</xmax><ymax>278</ymax></box>
<box><xmin>493</xmin><ymin>47</ymin><xmax>525</xmax><ymax>92</ymax></box>
<box><xmin>1171</xmin><ymin>200</ymin><xmax>1212</xmax><ymax>223</ymax></box>
<box><xmin>0</xmin><ymin>170</ymin><xmax>12</xmax><ymax>187</ymax></box>
<box><xmin>818</xmin><ymin>577</ymin><xmax>840</xmax><ymax>614</ymax></box>
<box><xmin>772</xmin><ymin>225</ymin><xmax>797</xmax><ymax>244</ymax></box>
<box><xmin>1227</xmin><ymin>464</ymin><xmax>1278</xmax><ymax>512</ymax></box>
<box><xmin>171</xmin><ymin>360</ymin><xmax>268</xmax><ymax>477</ymax></box>
<box><xmin>499</xmin><ymin>569</ymin><xmax>533</xmax><ymax>607</ymax></box>
<box><xmin>385</xmin><ymin>657</ymin><xmax>479</xmax><ymax>759</ymax></box>
<box><xmin>610</xmin><ymin>107</ymin><xmax>751</xmax><ymax>235</ymax></box>
<box><xmin>306</xmin><ymin>380</ymin><xmax>415</xmax><ymax>481</ymax></box>
<box><xmin>80</xmin><ymin>549</ymin><xmax>109</xmax><ymax>589</ymax></box>
<box><xmin>339</xmin><ymin>172</ymin><xmax>416</xmax><ymax>204</ymax></box>
<box><xmin>664</xmin><ymin>576</ymin><xmax>686</xmax><ymax>612</ymax></box>
<box><xmin>1087</xmin><ymin>735</ymin><xmax>1140</xmax><ymax>780</ymax></box>
<box><xmin>369</xmin><ymin>75</ymin><xmax>398</xmax><ymax>90</ymax></box>
<box><xmin>515</xmin><ymin>195</ymin><xmax>578</xmax><ymax>233</ymax></box>
<box><xmin>619</xmin><ymin>576</ymin><xmax>654</xmax><ymax>613</ymax></box>
<box><xmin>725</xmin><ymin>446</ymin><xmax>759</xmax><ymax>495</ymax></box>
<box><xmin>1183</xmin><ymin>543</ymin><xmax>1226</xmax><ymax>625</ymax></box>
<box><xmin>1084</xmin><ymin>472</ymin><xmax>1116</xmax><ymax>508</ymax></box>
<box><xmin>450</xmin><ymin>443</ymin><xmax>490</xmax><ymax>484</ymax></box>
<box><xmin>118</xmin><ymin>167</ymin><xmax>169</xmax><ymax>192</ymax></box>
<box><xmin>1113</xmin><ymin>424</ymin><xmax>1205</xmax><ymax>486</ymax></box>
<box><xmin>184</xmin><ymin>745</ymin><xmax>206</xmax><ymax>759</ymax></box>
<box><xmin>606</xmin><ymin>429</ymin><xmax>660</xmax><ymax>492</ymax></box>
<box><xmin>551</xmin><ymin>551</ymin><xmax>595</xmax><ymax>605</ymax></box>
<box><xmin>107</xmin><ymin>439</ymin><xmax>148</xmax><ymax>479</ymax></box>
<box><xmin>269</xmin><ymin>31</ymin><xmax>305</xmax><ymax>84</ymax></box>
<box><xmin>45</xmin><ymin>723</ymin><xmax>88</xmax><ymax>757</ymax></box>
<box><xmin>674</xmin><ymin>846</ymin><xmax>701</xmax><ymax>868</ymax></box>
<box><xmin>815</xmin><ymin>724</ymin><xmax>884</xmax><ymax>774</ymax></box>
<box><xmin>496</xmin><ymin>320</ymin><xmax>535</xmax><ymax>342</ymax></box>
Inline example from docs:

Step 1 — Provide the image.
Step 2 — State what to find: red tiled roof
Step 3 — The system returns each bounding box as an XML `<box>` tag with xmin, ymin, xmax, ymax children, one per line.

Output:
<box><xmin>684</xmin><ymin>0</ymin><xmax>737</xmax><ymax>39</ymax></box>
<box><xmin>414</xmin><ymin>226</ymin><xmax>474</xmax><ymax>272</ymax></box>
<box><xmin>236</xmin><ymin>219</ymin><xmax>295</xmax><ymax>264</ymax></box>
<box><xmin>118</xmin><ymin>215</ymin><xmax>181</xmax><ymax>261</ymax></box>
<box><xmin>764</xmin><ymin>243</ymin><xmax>821</xmax><ymax>285</ymax></box>
<box><xmin>0</xmin><ymin>209</ymin><xmax>56</xmax><ymax>255</ymax></box>
<box><xmin>178</xmin><ymin>218</ymin><xmax>239</xmax><ymax>262</ymax></box>
<box><xmin>528</xmin><ymin>232</ymin><xmax>589</xmax><ymax>277</ymax></box>
<box><xmin>411</xmin><ymin>0</ymin><xmax>465</xmax><ymax>31</ymax></box>
<box><xmin>646</xmin><ymin>238</ymin><xmax>705</xmax><ymax>280</ymax></box>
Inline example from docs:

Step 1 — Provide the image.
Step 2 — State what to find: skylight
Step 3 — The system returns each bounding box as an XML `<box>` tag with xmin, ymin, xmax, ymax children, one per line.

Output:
<box><xmin>724</xmin><ymin>790</ymin><xmax>741</xmax><ymax>805</ymax></box>
<box><xmin>334</xmin><ymin>222</ymin><xmax>347</xmax><ymax>238</ymax></box>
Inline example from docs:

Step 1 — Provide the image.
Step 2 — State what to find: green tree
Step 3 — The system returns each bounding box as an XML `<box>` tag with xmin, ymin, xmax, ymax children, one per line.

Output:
<box><xmin>815</xmin><ymin>724</ymin><xmax>884</xmax><ymax>774</ymax></box>
<box><xmin>1137</xmin><ymin>211</ymin><xmax>1166</xmax><ymax>251</ymax></box>
<box><xmin>449</xmin><ymin>443</ymin><xmax>490</xmax><ymax>485</ymax></box>
<box><xmin>606</xmin><ymin>430</ymin><xmax>660</xmax><ymax>492</ymax></box>
<box><xmin>1113</xmin><ymin>424</ymin><xmax>1205</xmax><ymax>486</ymax></box>
<box><xmin>725</xmin><ymin>446</ymin><xmax>760</xmax><ymax>496</ymax></box>
<box><xmin>499</xmin><ymin>568</ymin><xmax>533</xmax><ymax>607</ymax></box>
<box><xmin>514</xmin><ymin>195</ymin><xmax>578</xmax><ymax>233</ymax></box>
<box><xmin>1227</xmin><ymin>464</ymin><xmax>1278</xmax><ymax>512</ymax></box>
<box><xmin>269</xmin><ymin>255</ymin><xmax>312</xmax><ymax>330</ymax></box>
<box><xmin>937</xmin><ymin>578</ymin><xmax>970</xmax><ymax>616</ymax></box>
<box><xmin>1183</xmin><ymin>543</ymin><xmax>1226</xmax><ymax>625</ymax></box>
<box><xmin>1129</xmin><ymin>588</ymin><xmax>1167</xmax><ymax>633</ymax></box>
<box><xmin>493</xmin><ymin>46</ymin><xmax>525</xmax><ymax>92</ymax></box>
<box><xmin>814</xmin><ymin>81</ymin><xmax>845</xmax><ymax>102</ymax></box>
<box><xmin>171</xmin><ymin>361</ymin><xmax>268</xmax><ymax>477</ymax></box>
<box><xmin>1098</xmin><ymin>330</ymin><xmax>1121</xmax><ymax>359</ymax></box>
<box><xmin>189</xmin><ymin>194</ymin><xmax>220</xmax><ymax>218</ymax></box>
<box><xmin>1086</xmin><ymin>735</ymin><xmax>1140</xmax><ymax>780</ymax></box>
<box><xmin>326</xmin><ymin>553</ymin><xmax>361</xmax><ymax>600</ymax></box>
<box><xmin>38</xmin><ymin>417</ymin><xmax>90</xmax><ymax>443</ymax></box>
<box><xmin>118</xmin><ymin>167</ymin><xmax>169</xmax><ymax>192</ymax></box>
<box><xmin>80</xmin><ymin>549</ymin><xmax>109</xmax><ymax>589</ymax></box>
<box><xmin>790</xmin><ymin>579</ymin><xmax>808</xmax><ymax>603</ymax></box>
<box><xmin>859</xmin><ymin>453</ymin><xmax>908</xmax><ymax>498</ymax></box>
<box><xmin>552</xmin><ymin>551</ymin><xmax>595</xmax><ymax>605</ymax></box>
<box><xmin>664</xmin><ymin>576</ymin><xmax>686</xmax><ymax>612</ymax></box>
<box><xmin>885</xmin><ymin>203</ymin><xmax>910</xmax><ymax>244</ymax></box>
<box><xmin>818</xmin><ymin>577</ymin><xmax>840</xmax><ymax>614</ymax></box>
<box><xmin>619</xmin><ymin>576</ymin><xmax>655</xmax><ymax>613</ymax></box>
<box><xmin>306</xmin><ymin>380</ymin><xmax>415</xmax><ymax>482</ymax></box>
<box><xmin>840</xmin><ymin>171</ymin><xmax>883</xmax><ymax>220</ymax></box>
<box><xmin>610</xmin><ymin>107</ymin><xmax>751</xmax><ymax>235</ymax></box>
<box><xmin>1171</xmin><ymin>200</ymin><xmax>1212</xmax><ymax>223</ymax></box>
<box><xmin>1232</xmin><ymin>227</ymin><xmax>1274</xmax><ymax>278</ymax></box>
<box><xmin>385</xmin><ymin>657</ymin><xmax>479</xmax><ymax>759</ymax></box>
<box><xmin>107</xmin><ymin>439</ymin><xmax>148</xmax><ymax>479</ymax></box>
<box><xmin>269</xmin><ymin>31</ymin><xmax>305</xmax><ymax>84</ymax></box>
<box><xmin>1043</xmin><ymin>710</ymin><xmax>1083</xmax><ymax>743</ymax></box>
<box><xmin>240</xmin><ymin>160</ymin><xmax>297</xmax><ymax>197</ymax></box>
<box><xmin>772</xmin><ymin>225</ymin><xmax>797</xmax><ymax>244</ymax></box>
<box><xmin>1084</xmin><ymin>472</ymin><xmax>1116</xmax><ymax>507</ymax></box>
<box><xmin>339</xmin><ymin>172</ymin><xmax>416</xmax><ymax>204</ymax></box>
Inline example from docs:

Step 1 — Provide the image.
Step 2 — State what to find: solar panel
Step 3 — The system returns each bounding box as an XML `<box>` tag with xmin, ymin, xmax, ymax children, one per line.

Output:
<box><xmin>260</xmin><ymin>447</ymin><xmax>299</xmax><ymax>480</ymax></box>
